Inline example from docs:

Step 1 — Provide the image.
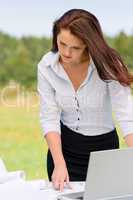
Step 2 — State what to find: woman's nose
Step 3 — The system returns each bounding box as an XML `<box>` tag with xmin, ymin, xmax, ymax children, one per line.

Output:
<box><xmin>64</xmin><ymin>47</ymin><xmax>72</xmax><ymax>57</ymax></box>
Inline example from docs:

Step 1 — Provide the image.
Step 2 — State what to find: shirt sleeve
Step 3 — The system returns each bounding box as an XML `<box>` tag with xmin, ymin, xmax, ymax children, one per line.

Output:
<box><xmin>37</xmin><ymin>63</ymin><xmax>61</xmax><ymax>136</ymax></box>
<box><xmin>107</xmin><ymin>80</ymin><xmax>133</xmax><ymax>137</ymax></box>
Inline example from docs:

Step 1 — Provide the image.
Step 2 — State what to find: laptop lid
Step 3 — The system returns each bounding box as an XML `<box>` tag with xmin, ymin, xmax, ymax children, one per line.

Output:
<box><xmin>58</xmin><ymin>147</ymin><xmax>133</xmax><ymax>200</ymax></box>
<box><xmin>84</xmin><ymin>147</ymin><xmax>133</xmax><ymax>200</ymax></box>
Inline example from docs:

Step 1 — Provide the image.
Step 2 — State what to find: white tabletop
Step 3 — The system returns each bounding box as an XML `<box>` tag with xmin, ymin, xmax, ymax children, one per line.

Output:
<box><xmin>0</xmin><ymin>158</ymin><xmax>84</xmax><ymax>199</ymax></box>
<box><xmin>0</xmin><ymin>179</ymin><xmax>85</xmax><ymax>200</ymax></box>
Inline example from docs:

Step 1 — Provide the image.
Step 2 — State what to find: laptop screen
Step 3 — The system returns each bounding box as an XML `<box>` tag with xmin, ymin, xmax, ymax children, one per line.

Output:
<box><xmin>84</xmin><ymin>148</ymin><xmax>133</xmax><ymax>199</ymax></box>
<box><xmin>58</xmin><ymin>148</ymin><xmax>133</xmax><ymax>200</ymax></box>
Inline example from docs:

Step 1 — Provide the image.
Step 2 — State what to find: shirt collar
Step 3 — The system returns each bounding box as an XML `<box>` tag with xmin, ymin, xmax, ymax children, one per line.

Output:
<box><xmin>44</xmin><ymin>51</ymin><xmax>60</xmax><ymax>68</ymax></box>
<box><xmin>44</xmin><ymin>51</ymin><xmax>96</xmax><ymax>81</ymax></box>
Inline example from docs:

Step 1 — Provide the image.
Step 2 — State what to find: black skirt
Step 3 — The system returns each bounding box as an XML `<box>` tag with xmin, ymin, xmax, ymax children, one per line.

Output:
<box><xmin>47</xmin><ymin>122</ymin><xmax>119</xmax><ymax>181</ymax></box>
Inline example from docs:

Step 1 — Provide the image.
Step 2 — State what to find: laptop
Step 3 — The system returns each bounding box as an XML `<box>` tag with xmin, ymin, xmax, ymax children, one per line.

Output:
<box><xmin>57</xmin><ymin>147</ymin><xmax>133</xmax><ymax>200</ymax></box>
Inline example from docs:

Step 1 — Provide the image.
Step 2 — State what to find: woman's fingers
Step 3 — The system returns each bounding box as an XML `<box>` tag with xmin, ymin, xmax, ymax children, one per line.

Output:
<box><xmin>66</xmin><ymin>173</ymin><xmax>72</xmax><ymax>189</ymax></box>
<box><xmin>52</xmin><ymin>178</ymin><xmax>64</xmax><ymax>191</ymax></box>
<box><xmin>52</xmin><ymin>178</ymin><xmax>72</xmax><ymax>191</ymax></box>
<box><xmin>53</xmin><ymin>180</ymin><xmax>60</xmax><ymax>190</ymax></box>
<box><xmin>51</xmin><ymin>165</ymin><xmax>72</xmax><ymax>191</ymax></box>
<box><xmin>59</xmin><ymin>180</ymin><xmax>64</xmax><ymax>192</ymax></box>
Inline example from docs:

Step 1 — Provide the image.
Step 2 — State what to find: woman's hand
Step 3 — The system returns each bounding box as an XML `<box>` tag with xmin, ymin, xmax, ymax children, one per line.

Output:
<box><xmin>45</xmin><ymin>132</ymin><xmax>72</xmax><ymax>191</ymax></box>
<box><xmin>51</xmin><ymin>162</ymin><xmax>72</xmax><ymax>191</ymax></box>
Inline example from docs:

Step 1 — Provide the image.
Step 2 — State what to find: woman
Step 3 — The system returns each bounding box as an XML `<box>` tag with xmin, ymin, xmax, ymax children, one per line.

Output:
<box><xmin>37</xmin><ymin>9</ymin><xmax>133</xmax><ymax>191</ymax></box>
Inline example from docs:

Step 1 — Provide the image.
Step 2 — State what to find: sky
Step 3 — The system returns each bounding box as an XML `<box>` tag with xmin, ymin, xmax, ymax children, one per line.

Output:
<box><xmin>0</xmin><ymin>0</ymin><xmax>133</xmax><ymax>38</ymax></box>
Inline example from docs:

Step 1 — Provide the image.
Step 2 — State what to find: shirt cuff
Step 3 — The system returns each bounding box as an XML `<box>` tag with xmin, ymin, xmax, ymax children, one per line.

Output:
<box><xmin>41</xmin><ymin>123</ymin><xmax>61</xmax><ymax>136</ymax></box>
<box><xmin>119</xmin><ymin>122</ymin><xmax>133</xmax><ymax>137</ymax></box>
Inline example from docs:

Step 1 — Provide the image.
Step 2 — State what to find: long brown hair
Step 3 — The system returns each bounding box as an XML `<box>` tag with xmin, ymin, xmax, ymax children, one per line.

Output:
<box><xmin>51</xmin><ymin>9</ymin><xmax>133</xmax><ymax>87</ymax></box>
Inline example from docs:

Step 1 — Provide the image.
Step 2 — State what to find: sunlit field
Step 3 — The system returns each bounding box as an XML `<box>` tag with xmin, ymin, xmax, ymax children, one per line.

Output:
<box><xmin>0</xmin><ymin>83</ymin><xmax>48</xmax><ymax>180</ymax></box>
<box><xmin>0</xmin><ymin>82</ymin><xmax>127</xmax><ymax>180</ymax></box>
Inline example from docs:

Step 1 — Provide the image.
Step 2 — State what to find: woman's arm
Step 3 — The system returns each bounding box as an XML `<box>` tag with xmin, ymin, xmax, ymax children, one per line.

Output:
<box><xmin>37</xmin><ymin>60</ymin><xmax>71</xmax><ymax>191</ymax></box>
<box><xmin>45</xmin><ymin>132</ymin><xmax>65</xmax><ymax>166</ymax></box>
<box><xmin>107</xmin><ymin>81</ymin><xmax>133</xmax><ymax>144</ymax></box>
<box><xmin>124</xmin><ymin>134</ymin><xmax>133</xmax><ymax>147</ymax></box>
<box><xmin>45</xmin><ymin>132</ymin><xmax>71</xmax><ymax>191</ymax></box>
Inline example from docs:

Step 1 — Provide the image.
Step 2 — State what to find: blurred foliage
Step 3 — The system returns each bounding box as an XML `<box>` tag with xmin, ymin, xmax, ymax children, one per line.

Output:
<box><xmin>106</xmin><ymin>32</ymin><xmax>133</xmax><ymax>69</ymax></box>
<box><xmin>0</xmin><ymin>31</ymin><xmax>51</xmax><ymax>89</ymax></box>
<box><xmin>0</xmin><ymin>31</ymin><xmax>133</xmax><ymax>89</ymax></box>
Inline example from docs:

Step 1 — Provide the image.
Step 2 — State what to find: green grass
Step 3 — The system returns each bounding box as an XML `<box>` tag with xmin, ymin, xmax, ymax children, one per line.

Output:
<box><xmin>0</xmin><ymin>92</ymin><xmax>127</xmax><ymax>180</ymax></box>
<box><xmin>0</xmin><ymin>102</ymin><xmax>48</xmax><ymax>180</ymax></box>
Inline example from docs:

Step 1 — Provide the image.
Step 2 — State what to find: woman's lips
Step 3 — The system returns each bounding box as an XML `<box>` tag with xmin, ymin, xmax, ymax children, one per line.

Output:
<box><xmin>62</xmin><ymin>55</ymin><xmax>71</xmax><ymax>59</ymax></box>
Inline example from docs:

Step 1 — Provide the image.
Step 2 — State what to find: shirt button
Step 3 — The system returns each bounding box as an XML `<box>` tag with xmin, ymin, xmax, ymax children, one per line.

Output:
<box><xmin>78</xmin><ymin>118</ymin><xmax>80</xmax><ymax>120</ymax></box>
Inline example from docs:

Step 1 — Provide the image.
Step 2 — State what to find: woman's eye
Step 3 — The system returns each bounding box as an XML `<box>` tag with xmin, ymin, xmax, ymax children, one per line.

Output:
<box><xmin>73</xmin><ymin>47</ymin><xmax>80</xmax><ymax>50</ymax></box>
<box><xmin>60</xmin><ymin>42</ymin><xmax>66</xmax><ymax>46</ymax></box>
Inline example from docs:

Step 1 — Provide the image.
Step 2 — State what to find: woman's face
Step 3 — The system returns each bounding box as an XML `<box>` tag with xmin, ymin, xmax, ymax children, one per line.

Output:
<box><xmin>57</xmin><ymin>29</ymin><xmax>88</xmax><ymax>66</ymax></box>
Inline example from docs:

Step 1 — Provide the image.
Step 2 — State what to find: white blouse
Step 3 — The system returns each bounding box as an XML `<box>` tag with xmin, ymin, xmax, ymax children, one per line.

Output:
<box><xmin>37</xmin><ymin>51</ymin><xmax>133</xmax><ymax>137</ymax></box>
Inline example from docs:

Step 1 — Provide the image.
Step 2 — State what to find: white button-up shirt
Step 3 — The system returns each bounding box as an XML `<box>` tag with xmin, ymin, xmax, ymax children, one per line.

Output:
<box><xmin>37</xmin><ymin>51</ymin><xmax>133</xmax><ymax>137</ymax></box>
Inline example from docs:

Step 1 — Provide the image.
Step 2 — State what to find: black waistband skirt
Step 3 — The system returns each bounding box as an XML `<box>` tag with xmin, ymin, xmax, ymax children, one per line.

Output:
<box><xmin>47</xmin><ymin>122</ymin><xmax>119</xmax><ymax>181</ymax></box>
